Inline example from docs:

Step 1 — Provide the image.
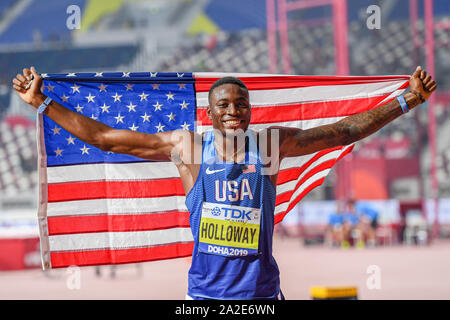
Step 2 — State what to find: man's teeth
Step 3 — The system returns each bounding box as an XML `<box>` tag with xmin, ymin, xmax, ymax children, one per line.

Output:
<box><xmin>224</xmin><ymin>120</ymin><xmax>240</xmax><ymax>125</ymax></box>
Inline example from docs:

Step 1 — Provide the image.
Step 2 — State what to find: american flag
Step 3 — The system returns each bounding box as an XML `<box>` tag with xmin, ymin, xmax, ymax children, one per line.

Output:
<box><xmin>37</xmin><ymin>72</ymin><xmax>409</xmax><ymax>269</ymax></box>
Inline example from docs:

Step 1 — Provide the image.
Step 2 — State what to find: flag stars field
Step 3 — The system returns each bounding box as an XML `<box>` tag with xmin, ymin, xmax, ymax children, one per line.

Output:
<box><xmin>42</xmin><ymin>73</ymin><xmax>195</xmax><ymax>182</ymax></box>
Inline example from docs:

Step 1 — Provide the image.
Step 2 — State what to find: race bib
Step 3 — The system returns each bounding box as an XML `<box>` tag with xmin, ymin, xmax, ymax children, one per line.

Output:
<box><xmin>198</xmin><ymin>202</ymin><xmax>261</xmax><ymax>257</ymax></box>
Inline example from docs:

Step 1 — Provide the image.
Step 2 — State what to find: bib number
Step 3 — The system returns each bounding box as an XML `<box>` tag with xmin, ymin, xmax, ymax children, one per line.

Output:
<box><xmin>198</xmin><ymin>202</ymin><xmax>261</xmax><ymax>257</ymax></box>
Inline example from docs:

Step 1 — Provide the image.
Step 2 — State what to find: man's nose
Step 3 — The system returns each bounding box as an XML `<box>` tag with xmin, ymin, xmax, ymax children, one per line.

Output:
<box><xmin>227</xmin><ymin>103</ymin><xmax>238</xmax><ymax>115</ymax></box>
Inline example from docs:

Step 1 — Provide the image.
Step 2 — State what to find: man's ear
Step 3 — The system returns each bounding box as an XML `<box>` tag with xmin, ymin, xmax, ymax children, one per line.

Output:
<box><xmin>206</xmin><ymin>106</ymin><xmax>212</xmax><ymax>120</ymax></box>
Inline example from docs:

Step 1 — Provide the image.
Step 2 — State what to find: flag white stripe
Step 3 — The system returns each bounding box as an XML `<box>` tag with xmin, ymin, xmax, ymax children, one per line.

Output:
<box><xmin>47</xmin><ymin>196</ymin><xmax>188</xmax><ymax>217</ymax></box>
<box><xmin>47</xmin><ymin>161</ymin><xmax>179</xmax><ymax>184</ymax></box>
<box><xmin>48</xmin><ymin>228</ymin><xmax>194</xmax><ymax>252</ymax></box>
<box><xmin>376</xmin><ymin>89</ymin><xmax>407</xmax><ymax>106</ymax></box>
<box><xmin>196</xmin><ymin>80</ymin><xmax>406</xmax><ymax>107</ymax></box>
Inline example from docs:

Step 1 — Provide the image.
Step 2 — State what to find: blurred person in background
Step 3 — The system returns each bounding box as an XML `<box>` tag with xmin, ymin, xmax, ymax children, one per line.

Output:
<box><xmin>342</xmin><ymin>199</ymin><xmax>361</xmax><ymax>248</ymax></box>
<box><xmin>13</xmin><ymin>66</ymin><xmax>436</xmax><ymax>300</ymax></box>
<box><xmin>326</xmin><ymin>201</ymin><xmax>345</xmax><ymax>247</ymax></box>
<box><xmin>355</xmin><ymin>202</ymin><xmax>379</xmax><ymax>247</ymax></box>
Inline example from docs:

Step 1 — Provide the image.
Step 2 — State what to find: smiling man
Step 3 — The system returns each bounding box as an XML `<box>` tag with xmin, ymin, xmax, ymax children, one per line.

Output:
<box><xmin>13</xmin><ymin>67</ymin><xmax>436</xmax><ymax>300</ymax></box>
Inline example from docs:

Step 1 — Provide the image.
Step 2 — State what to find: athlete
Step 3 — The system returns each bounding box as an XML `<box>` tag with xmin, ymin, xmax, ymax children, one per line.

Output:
<box><xmin>13</xmin><ymin>66</ymin><xmax>436</xmax><ymax>299</ymax></box>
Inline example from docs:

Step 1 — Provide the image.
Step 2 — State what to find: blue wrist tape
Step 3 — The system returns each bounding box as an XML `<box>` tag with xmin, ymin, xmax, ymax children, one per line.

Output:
<box><xmin>397</xmin><ymin>95</ymin><xmax>409</xmax><ymax>113</ymax></box>
<box><xmin>37</xmin><ymin>96</ymin><xmax>52</xmax><ymax>114</ymax></box>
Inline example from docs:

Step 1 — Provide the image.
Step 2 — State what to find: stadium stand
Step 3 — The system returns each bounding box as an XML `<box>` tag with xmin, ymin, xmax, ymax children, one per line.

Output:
<box><xmin>0</xmin><ymin>116</ymin><xmax>37</xmax><ymax>197</ymax></box>
<box><xmin>0</xmin><ymin>0</ymin><xmax>87</xmax><ymax>45</ymax></box>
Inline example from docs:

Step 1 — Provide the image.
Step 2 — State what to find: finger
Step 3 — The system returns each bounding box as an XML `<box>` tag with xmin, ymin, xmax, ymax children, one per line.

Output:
<box><xmin>23</xmin><ymin>68</ymin><xmax>32</xmax><ymax>80</ymax></box>
<box><xmin>420</xmin><ymin>70</ymin><xmax>427</xmax><ymax>80</ymax></box>
<box><xmin>423</xmin><ymin>75</ymin><xmax>431</xmax><ymax>84</ymax></box>
<box><xmin>13</xmin><ymin>78</ymin><xmax>26</xmax><ymax>89</ymax></box>
<box><xmin>428</xmin><ymin>83</ymin><xmax>437</xmax><ymax>92</ymax></box>
<box><xmin>412</xmin><ymin>66</ymin><xmax>421</xmax><ymax>78</ymax></box>
<box><xmin>425</xmin><ymin>80</ymin><xmax>435</xmax><ymax>90</ymax></box>
<box><xmin>30</xmin><ymin>66</ymin><xmax>40</xmax><ymax>78</ymax></box>
<box><xmin>13</xmin><ymin>84</ymin><xmax>26</xmax><ymax>93</ymax></box>
<box><xmin>16</xmin><ymin>73</ymin><xmax>26</xmax><ymax>82</ymax></box>
<box><xmin>29</xmin><ymin>66</ymin><xmax>42</xmax><ymax>91</ymax></box>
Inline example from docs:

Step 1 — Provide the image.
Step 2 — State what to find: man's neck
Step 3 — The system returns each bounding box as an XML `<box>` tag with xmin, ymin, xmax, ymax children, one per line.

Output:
<box><xmin>213</xmin><ymin>131</ymin><xmax>248</xmax><ymax>163</ymax></box>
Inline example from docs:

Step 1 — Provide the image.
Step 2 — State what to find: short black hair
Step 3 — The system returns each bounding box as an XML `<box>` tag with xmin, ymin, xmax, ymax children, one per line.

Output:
<box><xmin>208</xmin><ymin>76</ymin><xmax>249</xmax><ymax>104</ymax></box>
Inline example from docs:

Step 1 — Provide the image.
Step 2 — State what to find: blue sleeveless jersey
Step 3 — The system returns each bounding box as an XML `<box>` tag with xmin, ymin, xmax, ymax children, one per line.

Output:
<box><xmin>185</xmin><ymin>130</ymin><xmax>280</xmax><ymax>300</ymax></box>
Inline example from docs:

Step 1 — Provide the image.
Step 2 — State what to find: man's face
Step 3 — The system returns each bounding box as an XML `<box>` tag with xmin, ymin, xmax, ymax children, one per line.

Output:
<box><xmin>207</xmin><ymin>83</ymin><xmax>251</xmax><ymax>136</ymax></box>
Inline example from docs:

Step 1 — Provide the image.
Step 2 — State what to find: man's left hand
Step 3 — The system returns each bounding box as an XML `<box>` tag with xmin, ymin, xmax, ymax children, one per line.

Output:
<box><xmin>409</xmin><ymin>66</ymin><xmax>437</xmax><ymax>103</ymax></box>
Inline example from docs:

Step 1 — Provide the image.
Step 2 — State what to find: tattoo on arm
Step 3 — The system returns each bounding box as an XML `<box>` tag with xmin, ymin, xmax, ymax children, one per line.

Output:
<box><xmin>281</xmin><ymin>92</ymin><xmax>421</xmax><ymax>157</ymax></box>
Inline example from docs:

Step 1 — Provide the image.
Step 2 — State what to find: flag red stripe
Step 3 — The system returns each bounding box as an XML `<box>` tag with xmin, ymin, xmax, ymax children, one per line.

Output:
<box><xmin>47</xmin><ymin>211</ymin><xmax>190</xmax><ymax>235</ymax></box>
<box><xmin>50</xmin><ymin>242</ymin><xmax>194</xmax><ymax>268</ymax></box>
<box><xmin>194</xmin><ymin>76</ymin><xmax>409</xmax><ymax>92</ymax></box>
<box><xmin>47</xmin><ymin>178</ymin><xmax>185</xmax><ymax>202</ymax></box>
<box><xmin>276</xmin><ymin>146</ymin><xmax>342</xmax><ymax>185</ymax></box>
<box><xmin>197</xmin><ymin>95</ymin><xmax>390</xmax><ymax>125</ymax></box>
<box><xmin>275</xmin><ymin>159</ymin><xmax>336</xmax><ymax>206</ymax></box>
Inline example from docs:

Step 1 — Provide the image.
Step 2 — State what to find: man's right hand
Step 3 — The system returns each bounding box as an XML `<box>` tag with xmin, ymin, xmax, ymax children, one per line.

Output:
<box><xmin>12</xmin><ymin>66</ymin><xmax>44</xmax><ymax>108</ymax></box>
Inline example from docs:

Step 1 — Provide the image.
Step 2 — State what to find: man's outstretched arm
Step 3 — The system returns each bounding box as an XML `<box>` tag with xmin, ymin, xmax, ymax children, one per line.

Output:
<box><xmin>12</xmin><ymin>67</ymin><xmax>190</xmax><ymax>161</ymax></box>
<box><xmin>279</xmin><ymin>66</ymin><xmax>437</xmax><ymax>158</ymax></box>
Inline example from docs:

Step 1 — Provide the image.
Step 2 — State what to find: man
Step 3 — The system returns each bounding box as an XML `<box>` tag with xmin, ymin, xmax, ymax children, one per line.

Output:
<box><xmin>13</xmin><ymin>66</ymin><xmax>436</xmax><ymax>299</ymax></box>
<box><xmin>326</xmin><ymin>201</ymin><xmax>345</xmax><ymax>247</ymax></box>
<box><xmin>355</xmin><ymin>202</ymin><xmax>380</xmax><ymax>247</ymax></box>
<box><xmin>342</xmin><ymin>199</ymin><xmax>361</xmax><ymax>248</ymax></box>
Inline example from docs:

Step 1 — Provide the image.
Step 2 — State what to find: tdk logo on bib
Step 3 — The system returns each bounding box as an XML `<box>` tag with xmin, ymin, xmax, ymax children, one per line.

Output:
<box><xmin>210</xmin><ymin>206</ymin><xmax>252</xmax><ymax>220</ymax></box>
